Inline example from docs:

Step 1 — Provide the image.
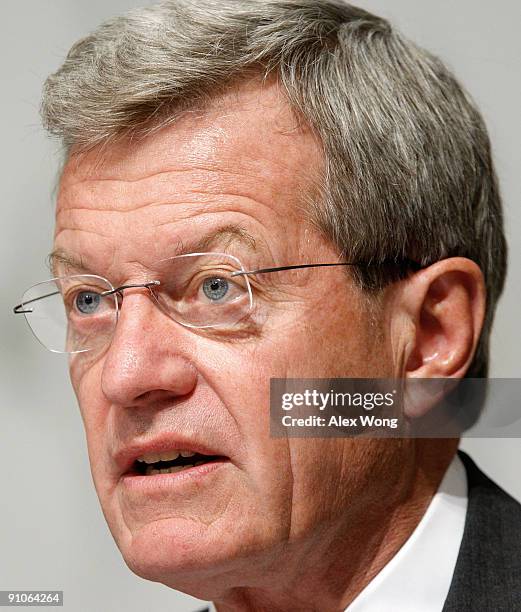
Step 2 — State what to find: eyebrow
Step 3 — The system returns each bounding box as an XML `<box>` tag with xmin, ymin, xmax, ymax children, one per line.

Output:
<box><xmin>48</xmin><ymin>224</ymin><xmax>259</xmax><ymax>277</ymax></box>
<box><xmin>185</xmin><ymin>224</ymin><xmax>258</xmax><ymax>254</ymax></box>
<box><xmin>47</xmin><ymin>250</ymin><xmax>89</xmax><ymax>277</ymax></box>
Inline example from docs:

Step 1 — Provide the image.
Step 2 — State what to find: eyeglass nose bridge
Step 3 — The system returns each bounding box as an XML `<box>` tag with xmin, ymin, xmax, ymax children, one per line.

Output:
<box><xmin>101</xmin><ymin>280</ymin><xmax>161</xmax><ymax>298</ymax></box>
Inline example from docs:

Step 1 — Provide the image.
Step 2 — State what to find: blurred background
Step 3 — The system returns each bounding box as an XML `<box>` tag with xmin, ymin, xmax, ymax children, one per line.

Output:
<box><xmin>1</xmin><ymin>1</ymin><xmax>520</xmax><ymax>610</ymax></box>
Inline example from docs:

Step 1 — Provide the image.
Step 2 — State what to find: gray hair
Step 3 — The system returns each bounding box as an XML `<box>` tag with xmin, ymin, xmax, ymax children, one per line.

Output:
<box><xmin>42</xmin><ymin>0</ymin><xmax>507</xmax><ymax>378</ymax></box>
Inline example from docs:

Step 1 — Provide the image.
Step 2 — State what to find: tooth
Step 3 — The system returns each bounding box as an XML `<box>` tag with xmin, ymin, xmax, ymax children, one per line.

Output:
<box><xmin>180</xmin><ymin>450</ymin><xmax>195</xmax><ymax>457</ymax></box>
<box><xmin>195</xmin><ymin>461</ymin><xmax>204</xmax><ymax>466</ymax></box>
<box><xmin>146</xmin><ymin>465</ymin><xmax>154</xmax><ymax>475</ymax></box>
<box><xmin>136</xmin><ymin>458</ymin><xmax>145</xmax><ymax>463</ymax></box>
<box><xmin>159</xmin><ymin>450</ymin><xmax>180</xmax><ymax>462</ymax></box>
<box><xmin>169</xmin><ymin>466</ymin><xmax>184</xmax><ymax>473</ymax></box>
<box><xmin>160</xmin><ymin>468</ymin><xmax>170</xmax><ymax>474</ymax></box>
<box><xmin>182</xmin><ymin>464</ymin><xmax>194</xmax><ymax>470</ymax></box>
<box><xmin>150</xmin><ymin>468</ymin><xmax>161</xmax><ymax>475</ymax></box>
<box><xmin>142</xmin><ymin>453</ymin><xmax>160</xmax><ymax>464</ymax></box>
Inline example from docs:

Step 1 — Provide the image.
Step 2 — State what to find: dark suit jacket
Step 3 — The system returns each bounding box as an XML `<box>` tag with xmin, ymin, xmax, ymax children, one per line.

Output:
<box><xmin>197</xmin><ymin>450</ymin><xmax>521</xmax><ymax>612</ymax></box>
<box><xmin>442</xmin><ymin>450</ymin><xmax>521</xmax><ymax>611</ymax></box>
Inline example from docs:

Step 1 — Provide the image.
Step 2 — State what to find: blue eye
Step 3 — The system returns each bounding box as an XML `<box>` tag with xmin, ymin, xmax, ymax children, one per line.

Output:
<box><xmin>202</xmin><ymin>277</ymin><xmax>229</xmax><ymax>301</ymax></box>
<box><xmin>75</xmin><ymin>291</ymin><xmax>102</xmax><ymax>314</ymax></box>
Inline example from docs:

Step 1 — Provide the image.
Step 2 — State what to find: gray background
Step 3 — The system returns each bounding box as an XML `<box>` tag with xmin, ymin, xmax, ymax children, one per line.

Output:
<box><xmin>1</xmin><ymin>1</ymin><xmax>519</xmax><ymax>611</ymax></box>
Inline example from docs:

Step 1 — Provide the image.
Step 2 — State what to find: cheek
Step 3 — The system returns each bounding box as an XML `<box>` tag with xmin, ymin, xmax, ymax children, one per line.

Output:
<box><xmin>287</xmin><ymin>438</ymin><xmax>410</xmax><ymax>532</ymax></box>
<box><xmin>202</xmin><ymin>308</ymin><xmax>392</xmax><ymax>530</ymax></box>
<box><xmin>69</xmin><ymin>357</ymin><xmax>109</xmax><ymax>474</ymax></box>
<box><xmin>257</xmin><ymin>301</ymin><xmax>386</xmax><ymax>379</ymax></box>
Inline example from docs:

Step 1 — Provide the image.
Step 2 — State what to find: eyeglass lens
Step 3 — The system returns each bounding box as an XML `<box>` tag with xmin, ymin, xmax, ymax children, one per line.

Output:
<box><xmin>19</xmin><ymin>253</ymin><xmax>252</xmax><ymax>354</ymax></box>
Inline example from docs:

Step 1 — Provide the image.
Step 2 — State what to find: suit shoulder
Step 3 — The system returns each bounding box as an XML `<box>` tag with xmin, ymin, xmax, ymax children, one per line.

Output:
<box><xmin>444</xmin><ymin>451</ymin><xmax>521</xmax><ymax>611</ymax></box>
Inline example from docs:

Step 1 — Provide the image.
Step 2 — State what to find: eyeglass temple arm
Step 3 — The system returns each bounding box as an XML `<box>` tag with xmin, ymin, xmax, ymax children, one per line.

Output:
<box><xmin>232</xmin><ymin>260</ymin><xmax>422</xmax><ymax>277</ymax></box>
<box><xmin>232</xmin><ymin>262</ymin><xmax>358</xmax><ymax>277</ymax></box>
<box><xmin>13</xmin><ymin>290</ymin><xmax>61</xmax><ymax>314</ymax></box>
<box><xmin>14</xmin><ymin>261</ymin><xmax>420</xmax><ymax>312</ymax></box>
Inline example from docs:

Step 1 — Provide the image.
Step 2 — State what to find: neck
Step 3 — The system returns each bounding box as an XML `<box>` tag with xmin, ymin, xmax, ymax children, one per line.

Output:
<box><xmin>213</xmin><ymin>441</ymin><xmax>458</xmax><ymax>612</ymax></box>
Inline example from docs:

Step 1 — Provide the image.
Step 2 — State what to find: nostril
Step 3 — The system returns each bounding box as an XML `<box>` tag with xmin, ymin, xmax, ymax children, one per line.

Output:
<box><xmin>135</xmin><ymin>390</ymin><xmax>154</xmax><ymax>402</ymax></box>
<box><xmin>134</xmin><ymin>389</ymin><xmax>177</xmax><ymax>403</ymax></box>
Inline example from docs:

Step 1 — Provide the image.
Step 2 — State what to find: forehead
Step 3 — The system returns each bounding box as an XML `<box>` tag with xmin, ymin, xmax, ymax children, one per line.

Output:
<box><xmin>58</xmin><ymin>78</ymin><xmax>321</xmax><ymax>200</ymax></box>
<box><xmin>54</xmin><ymin>79</ymin><xmax>323</xmax><ymax>275</ymax></box>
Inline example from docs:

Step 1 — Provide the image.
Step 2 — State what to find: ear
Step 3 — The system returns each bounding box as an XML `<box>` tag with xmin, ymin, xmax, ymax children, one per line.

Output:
<box><xmin>392</xmin><ymin>258</ymin><xmax>486</xmax><ymax>417</ymax></box>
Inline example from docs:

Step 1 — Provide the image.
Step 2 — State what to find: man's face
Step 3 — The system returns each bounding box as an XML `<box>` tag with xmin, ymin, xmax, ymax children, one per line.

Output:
<box><xmin>54</xmin><ymin>80</ymin><xmax>402</xmax><ymax>596</ymax></box>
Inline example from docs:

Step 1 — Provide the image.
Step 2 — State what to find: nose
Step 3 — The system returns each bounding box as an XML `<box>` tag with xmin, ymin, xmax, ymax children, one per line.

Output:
<box><xmin>100</xmin><ymin>290</ymin><xmax>197</xmax><ymax>407</ymax></box>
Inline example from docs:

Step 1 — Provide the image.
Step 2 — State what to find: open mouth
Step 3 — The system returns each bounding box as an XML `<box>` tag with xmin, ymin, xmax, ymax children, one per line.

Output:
<box><xmin>131</xmin><ymin>450</ymin><xmax>225</xmax><ymax>476</ymax></box>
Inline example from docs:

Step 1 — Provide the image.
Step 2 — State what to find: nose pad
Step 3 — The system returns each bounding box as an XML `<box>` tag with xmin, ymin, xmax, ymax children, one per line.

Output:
<box><xmin>144</xmin><ymin>284</ymin><xmax>181</xmax><ymax>329</ymax></box>
<box><xmin>105</xmin><ymin>280</ymin><xmax>161</xmax><ymax>301</ymax></box>
<box><xmin>109</xmin><ymin>280</ymin><xmax>162</xmax><ymax>331</ymax></box>
<box><xmin>144</xmin><ymin>282</ymin><xmax>162</xmax><ymax>309</ymax></box>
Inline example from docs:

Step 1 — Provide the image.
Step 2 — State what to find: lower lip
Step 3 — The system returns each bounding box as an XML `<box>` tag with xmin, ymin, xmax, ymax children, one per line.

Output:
<box><xmin>120</xmin><ymin>459</ymin><xmax>229</xmax><ymax>493</ymax></box>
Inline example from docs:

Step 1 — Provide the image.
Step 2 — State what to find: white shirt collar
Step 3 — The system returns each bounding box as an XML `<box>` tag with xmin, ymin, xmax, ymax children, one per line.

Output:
<box><xmin>205</xmin><ymin>454</ymin><xmax>468</xmax><ymax>612</ymax></box>
<box><xmin>346</xmin><ymin>453</ymin><xmax>468</xmax><ymax>611</ymax></box>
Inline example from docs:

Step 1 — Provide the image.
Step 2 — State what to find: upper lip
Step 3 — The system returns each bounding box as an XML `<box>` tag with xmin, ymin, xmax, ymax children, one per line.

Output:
<box><xmin>114</xmin><ymin>434</ymin><xmax>227</xmax><ymax>475</ymax></box>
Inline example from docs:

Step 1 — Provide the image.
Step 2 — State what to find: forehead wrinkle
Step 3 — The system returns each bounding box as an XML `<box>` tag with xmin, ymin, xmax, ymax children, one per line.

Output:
<box><xmin>58</xmin><ymin>167</ymin><xmax>294</xmax><ymax>216</ymax></box>
<box><xmin>53</xmin><ymin>226</ymin><xmax>111</xmax><ymax>240</ymax></box>
<box><xmin>50</xmin><ymin>224</ymin><xmax>260</xmax><ymax>279</ymax></box>
<box><xmin>63</xmin><ymin>164</ymin><xmax>271</xmax><ymax>187</ymax></box>
<box><xmin>56</xmin><ymin>191</ymin><xmax>278</xmax><ymax>218</ymax></box>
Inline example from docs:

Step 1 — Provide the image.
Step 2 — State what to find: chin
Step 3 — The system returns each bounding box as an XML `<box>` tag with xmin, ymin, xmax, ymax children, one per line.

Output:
<box><xmin>117</xmin><ymin>517</ymin><xmax>251</xmax><ymax>597</ymax></box>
